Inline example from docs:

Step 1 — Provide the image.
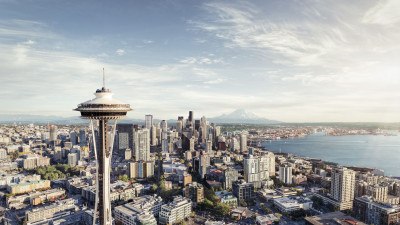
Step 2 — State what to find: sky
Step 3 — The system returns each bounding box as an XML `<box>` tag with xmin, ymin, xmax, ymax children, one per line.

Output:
<box><xmin>0</xmin><ymin>0</ymin><xmax>399</xmax><ymax>122</ymax></box>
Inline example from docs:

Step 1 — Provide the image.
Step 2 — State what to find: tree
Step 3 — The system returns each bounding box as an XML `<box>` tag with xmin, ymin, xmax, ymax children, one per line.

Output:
<box><xmin>199</xmin><ymin>199</ymin><xmax>213</xmax><ymax>210</ymax></box>
<box><xmin>122</xmin><ymin>174</ymin><xmax>128</xmax><ymax>182</ymax></box>
<box><xmin>215</xmin><ymin>203</ymin><xmax>231</xmax><ymax>217</ymax></box>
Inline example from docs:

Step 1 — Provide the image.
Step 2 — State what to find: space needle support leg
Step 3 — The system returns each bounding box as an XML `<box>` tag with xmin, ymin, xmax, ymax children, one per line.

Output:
<box><xmin>108</xmin><ymin>120</ymin><xmax>117</xmax><ymax>222</ymax></box>
<box><xmin>90</xmin><ymin>120</ymin><xmax>99</xmax><ymax>225</ymax></box>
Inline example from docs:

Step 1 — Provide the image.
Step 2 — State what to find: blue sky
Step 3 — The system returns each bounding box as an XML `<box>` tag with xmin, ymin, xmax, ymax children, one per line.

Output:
<box><xmin>0</xmin><ymin>0</ymin><xmax>399</xmax><ymax>122</ymax></box>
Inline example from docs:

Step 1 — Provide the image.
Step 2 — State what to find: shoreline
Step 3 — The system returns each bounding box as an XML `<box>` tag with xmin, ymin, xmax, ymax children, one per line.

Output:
<box><xmin>261</xmin><ymin>133</ymin><xmax>400</xmax><ymax>178</ymax></box>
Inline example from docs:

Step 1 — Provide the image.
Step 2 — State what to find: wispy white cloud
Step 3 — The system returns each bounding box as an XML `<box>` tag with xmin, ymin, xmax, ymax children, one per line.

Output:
<box><xmin>23</xmin><ymin>40</ymin><xmax>35</xmax><ymax>45</ymax></box>
<box><xmin>180</xmin><ymin>56</ymin><xmax>224</xmax><ymax>65</ymax></box>
<box><xmin>116</xmin><ymin>49</ymin><xmax>125</xmax><ymax>56</ymax></box>
<box><xmin>143</xmin><ymin>39</ymin><xmax>153</xmax><ymax>44</ymax></box>
<box><xmin>363</xmin><ymin>0</ymin><xmax>400</xmax><ymax>25</ymax></box>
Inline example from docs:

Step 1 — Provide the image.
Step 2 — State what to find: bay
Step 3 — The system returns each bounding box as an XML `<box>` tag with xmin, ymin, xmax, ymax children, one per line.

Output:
<box><xmin>262</xmin><ymin>132</ymin><xmax>400</xmax><ymax>177</ymax></box>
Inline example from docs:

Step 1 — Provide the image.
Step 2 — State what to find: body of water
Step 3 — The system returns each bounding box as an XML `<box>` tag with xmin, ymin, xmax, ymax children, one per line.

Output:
<box><xmin>262</xmin><ymin>132</ymin><xmax>400</xmax><ymax>177</ymax></box>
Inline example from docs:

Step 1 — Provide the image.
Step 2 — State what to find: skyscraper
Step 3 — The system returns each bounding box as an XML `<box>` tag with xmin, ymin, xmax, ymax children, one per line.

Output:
<box><xmin>176</xmin><ymin>120</ymin><xmax>183</xmax><ymax>134</ymax></box>
<box><xmin>117</xmin><ymin>124</ymin><xmax>134</xmax><ymax>151</ymax></box>
<box><xmin>199</xmin><ymin>153</ymin><xmax>210</xmax><ymax>178</ymax></box>
<box><xmin>201</xmin><ymin>116</ymin><xmax>208</xmax><ymax>139</ymax></box>
<box><xmin>151</xmin><ymin>125</ymin><xmax>157</xmax><ymax>146</ymax></box>
<box><xmin>331</xmin><ymin>167</ymin><xmax>355</xmax><ymax>209</ymax></box>
<box><xmin>75</xmin><ymin>71</ymin><xmax>132</xmax><ymax>225</ymax></box>
<box><xmin>70</xmin><ymin>131</ymin><xmax>77</xmax><ymax>145</ymax></box>
<box><xmin>161</xmin><ymin>120</ymin><xmax>168</xmax><ymax>132</ymax></box>
<box><xmin>79</xmin><ymin>129</ymin><xmax>87</xmax><ymax>147</ymax></box>
<box><xmin>240</xmin><ymin>133</ymin><xmax>247</xmax><ymax>152</ymax></box>
<box><xmin>133</xmin><ymin>129</ymin><xmax>150</xmax><ymax>161</ymax></box>
<box><xmin>279</xmin><ymin>164</ymin><xmax>293</xmax><ymax>184</ymax></box>
<box><xmin>188</xmin><ymin>111</ymin><xmax>193</xmax><ymax>124</ymax></box>
<box><xmin>145</xmin><ymin>115</ymin><xmax>153</xmax><ymax>129</ymax></box>
<box><xmin>49</xmin><ymin>125</ymin><xmax>57</xmax><ymax>142</ymax></box>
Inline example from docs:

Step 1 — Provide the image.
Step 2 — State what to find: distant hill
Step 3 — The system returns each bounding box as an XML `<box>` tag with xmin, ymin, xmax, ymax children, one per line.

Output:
<box><xmin>209</xmin><ymin>109</ymin><xmax>281</xmax><ymax>124</ymax></box>
<box><xmin>0</xmin><ymin>110</ymin><xmax>281</xmax><ymax>125</ymax></box>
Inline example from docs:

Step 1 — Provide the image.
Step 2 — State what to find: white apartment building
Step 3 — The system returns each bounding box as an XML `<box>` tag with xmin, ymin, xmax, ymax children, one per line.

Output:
<box><xmin>159</xmin><ymin>196</ymin><xmax>191</xmax><ymax>225</ymax></box>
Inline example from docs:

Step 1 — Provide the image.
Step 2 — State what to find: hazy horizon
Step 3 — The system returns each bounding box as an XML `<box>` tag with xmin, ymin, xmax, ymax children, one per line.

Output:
<box><xmin>1</xmin><ymin>0</ymin><xmax>399</xmax><ymax>122</ymax></box>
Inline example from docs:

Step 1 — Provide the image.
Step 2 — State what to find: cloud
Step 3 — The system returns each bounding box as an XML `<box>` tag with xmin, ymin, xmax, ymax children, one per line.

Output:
<box><xmin>363</xmin><ymin>0</ymin><xmax>400</xmax><ymax>25</ymax></box>
<box><xmin>143</xmin><ymin>40</ymin><xmax>153</xmax><ymax>44</ymax></box>
<box><xmin>116</xmin><ymin>49</ymin><xmax>125</xmax><ymax>55</ymax></box>
<box><xmin>23</xmin><ymin>40</ymin><xmax>35</xmax><ymax>45</ymax></box>
<box><xmin>180</xmin><ymin>56</ymin><xmax>224</xmax><ymax>65</ymax></box>
<box><xmin>204</xmin><ymin>78</ymin><xmax>226</xmax><ymax>84</ymax></box>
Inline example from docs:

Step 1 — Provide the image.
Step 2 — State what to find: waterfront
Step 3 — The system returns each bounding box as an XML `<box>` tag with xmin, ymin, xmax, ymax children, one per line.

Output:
<box><xmin>263</xmin><ymin>132</ymin><xmax>400</xmax><ymax>177</ymax></box>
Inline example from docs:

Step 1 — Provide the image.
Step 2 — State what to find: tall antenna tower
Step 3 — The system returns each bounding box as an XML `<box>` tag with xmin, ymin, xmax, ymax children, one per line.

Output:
<box><xmin>74</xmin><ymin>69</ymin><xmax>132</xmax><ymax>225</ymax></box>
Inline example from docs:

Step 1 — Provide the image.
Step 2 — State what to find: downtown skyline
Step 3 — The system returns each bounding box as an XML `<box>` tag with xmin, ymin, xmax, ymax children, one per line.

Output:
<box><xmin>1</xmin><ymin>0</ymin><xmax>400</xmax><ymax>122</ymax></box>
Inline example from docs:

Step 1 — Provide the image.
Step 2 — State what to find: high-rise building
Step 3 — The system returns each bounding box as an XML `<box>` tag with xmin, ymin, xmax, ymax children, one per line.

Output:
<box><xmin>279</xmin><ymin>165</ymin><xmax>293</xmax><ymax>184</ymax></box>
<box><xmin>199</xmin><ymin>153</ymin><xmax>210</xmax><ymax>178</ymax></box>
<box><xmin>75</xmin><ymin>72</ymin><xmax>132</xmax><ymax>225</ymax></box>
<box><xmin>366</xmin><ymin>184</ymin><xmax>388</xmax><ymax>203</ymax></box>
<box><xmin>194</xmin><ymin>120</ymin><xmax>200</xmax><ymax>131</ymax></box>
<box><xmin>129</xmin><ymin>161</ymin><xmax>154</xmax><ymax>179</ymax></box>
<box><xmin>353</xmin><ymin>196</ymin><xmax>400</xmax><ymax>225</ymax></box>
<box><xmin>151</xmin><ymin>125</ymin><xmax>157</xmax><ymax>146</ymax></box>
<box><xmin>176</xmin><ymin>120</ymin><xmax>183</xmax><ymax>134</ymax></box>
<box><xmin>161</xmin><ymin>131</ymin><xmax>173</xmax><ymax>153</ymax></box>
<box><xmin>70</xmin><ymin>132</ymin><xmax>77</xmax><ymax>145</ymax></box>
<box><xmin>188</xmin><ymin>111</ymin><xmax>193</xmax><ymax>124</ymax></box>
<box><xmin>161</xmin><ymin>120</ymin><xmax>168</xmax><ymax>132</ymax></box>
<box><xmin>68</xmin><ymin>153</ymin><xmax>78</xmax><ymax>166</ymax></box>
<box><xmin>331</xmin><ymin>167</ymin><xmax>355</xmax><ymax>209</ymax></box>
<box><xmin>133</xmin><ymin>129</ymin><xmax>150</xmax><ymax>161</ymax></box>
<box><xmin>244</xmin><ymin>155</ymin><xmax>260</xmax><ymax>183</ymax></box>
<box><xmin>232</xmin><ymin>181</ymin><xmax>254</xmax><ymax>203</ymax></box>
<box><xmin>189</xmin><ymin>137</ymin><xmax>195</xmax><ymax>151</ymax></box>
<box><xmin>240</xmin><ymin>133</ymin><xmax>247</xmax><ymax>152</ymax></box>
<box><xmin>200</xmin><ymin>116</ymin><xmax>208</xmax><ymax>139</ymax></box>
<box><xmin>265</xmin><ymin>152</ymin><xmax>276</xmax><ymax>176</ymax></box>
<box><xmin>244</xmin><ymin>155</ymin><xmax>270</xmax><ymax>187</ymax></box>
<box><xmin>206</xmin><ymin>140</ymin><xmax>212</xmax><ymax>153</ymax></box>
<box><xmin>49</xmin><ymin>125</ymin><xmax>57</xmax><ymax>142</ymax></box>
<box><xmin>145</xmin><ymin>115</ymin><xmax>153</xmax><ymax>129</ymax></box>
<box><xmin>117</xmin><ymin>124</ymin><xmax>134</xmax><ymax>151</ymax></box>
<box><xmin>230</xmin><ymin>137</ymin><xmax>239</xmax><ymax>151</ymax></box>
<box><xmin>185</xmin><ymin>182</ymin><xmax>204</xmax><ymax>207</ymax></box>
<box><xmin>224</xmin><ymin>167</ymin><xmax>239</xmax><ymax>189</ymax></box>
<box><xmin>79</xmin><ymin>129</ymin><xmax>87</xmax><ymax>147</ymax></box>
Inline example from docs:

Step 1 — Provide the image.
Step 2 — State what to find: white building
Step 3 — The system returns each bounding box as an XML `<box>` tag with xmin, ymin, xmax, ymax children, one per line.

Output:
<box><xmin>331</xmin><ymin>167</ymin><xmax>355</xmax><ymax>207</ymax></box>
<box><xmin>159</xmin><ymin>196</ymin><xmax>192</xmax><ymax>225</ymax></box>
<box><xmin>145</xmin><ymin>115</ymin><xmax>153</xmax><ymax>129</ymax></box>
<box><xmin>114</xmin><ymin>195</ymin><xmax>163</xmax><ymax>225</ymax></box>
<box><xmin>273</xmin><ymin>197</ymin><xmax>313</xmax><ymax>213</ymax></box>
<box><xmin>67</xmin><ymin>153</ymin><xmax>78</xmax><ymax>167</ymax></box>
<box><xmin>279</xmin><ymin>165</ymin><xmax>292</xmax><ymax>184</ymax></box>
<box><xmin>134</xmin><ymin>129</ymin><xmax>150</xmax><ymax>161</ymax></box>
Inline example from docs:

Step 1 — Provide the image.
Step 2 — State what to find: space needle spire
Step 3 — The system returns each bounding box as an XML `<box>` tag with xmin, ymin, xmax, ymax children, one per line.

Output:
<box><xmin>74</xmin><ymin>69</ymin><xmax>132</xmax><ymax>225</ymax></box>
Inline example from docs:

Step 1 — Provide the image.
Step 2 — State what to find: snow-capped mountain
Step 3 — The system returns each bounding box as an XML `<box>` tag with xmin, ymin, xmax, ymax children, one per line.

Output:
<box><xmin>209</xmin><ymin>109</ymin><xmax>281</xmax><ymax>124</ymax></box>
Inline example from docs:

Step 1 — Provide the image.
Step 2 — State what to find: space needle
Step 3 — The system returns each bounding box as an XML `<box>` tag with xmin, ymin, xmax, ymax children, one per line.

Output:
<box><xmin>75</xmin><ymin>69</ymin><xmax>132</xmax><ymax>225</ymax></box>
